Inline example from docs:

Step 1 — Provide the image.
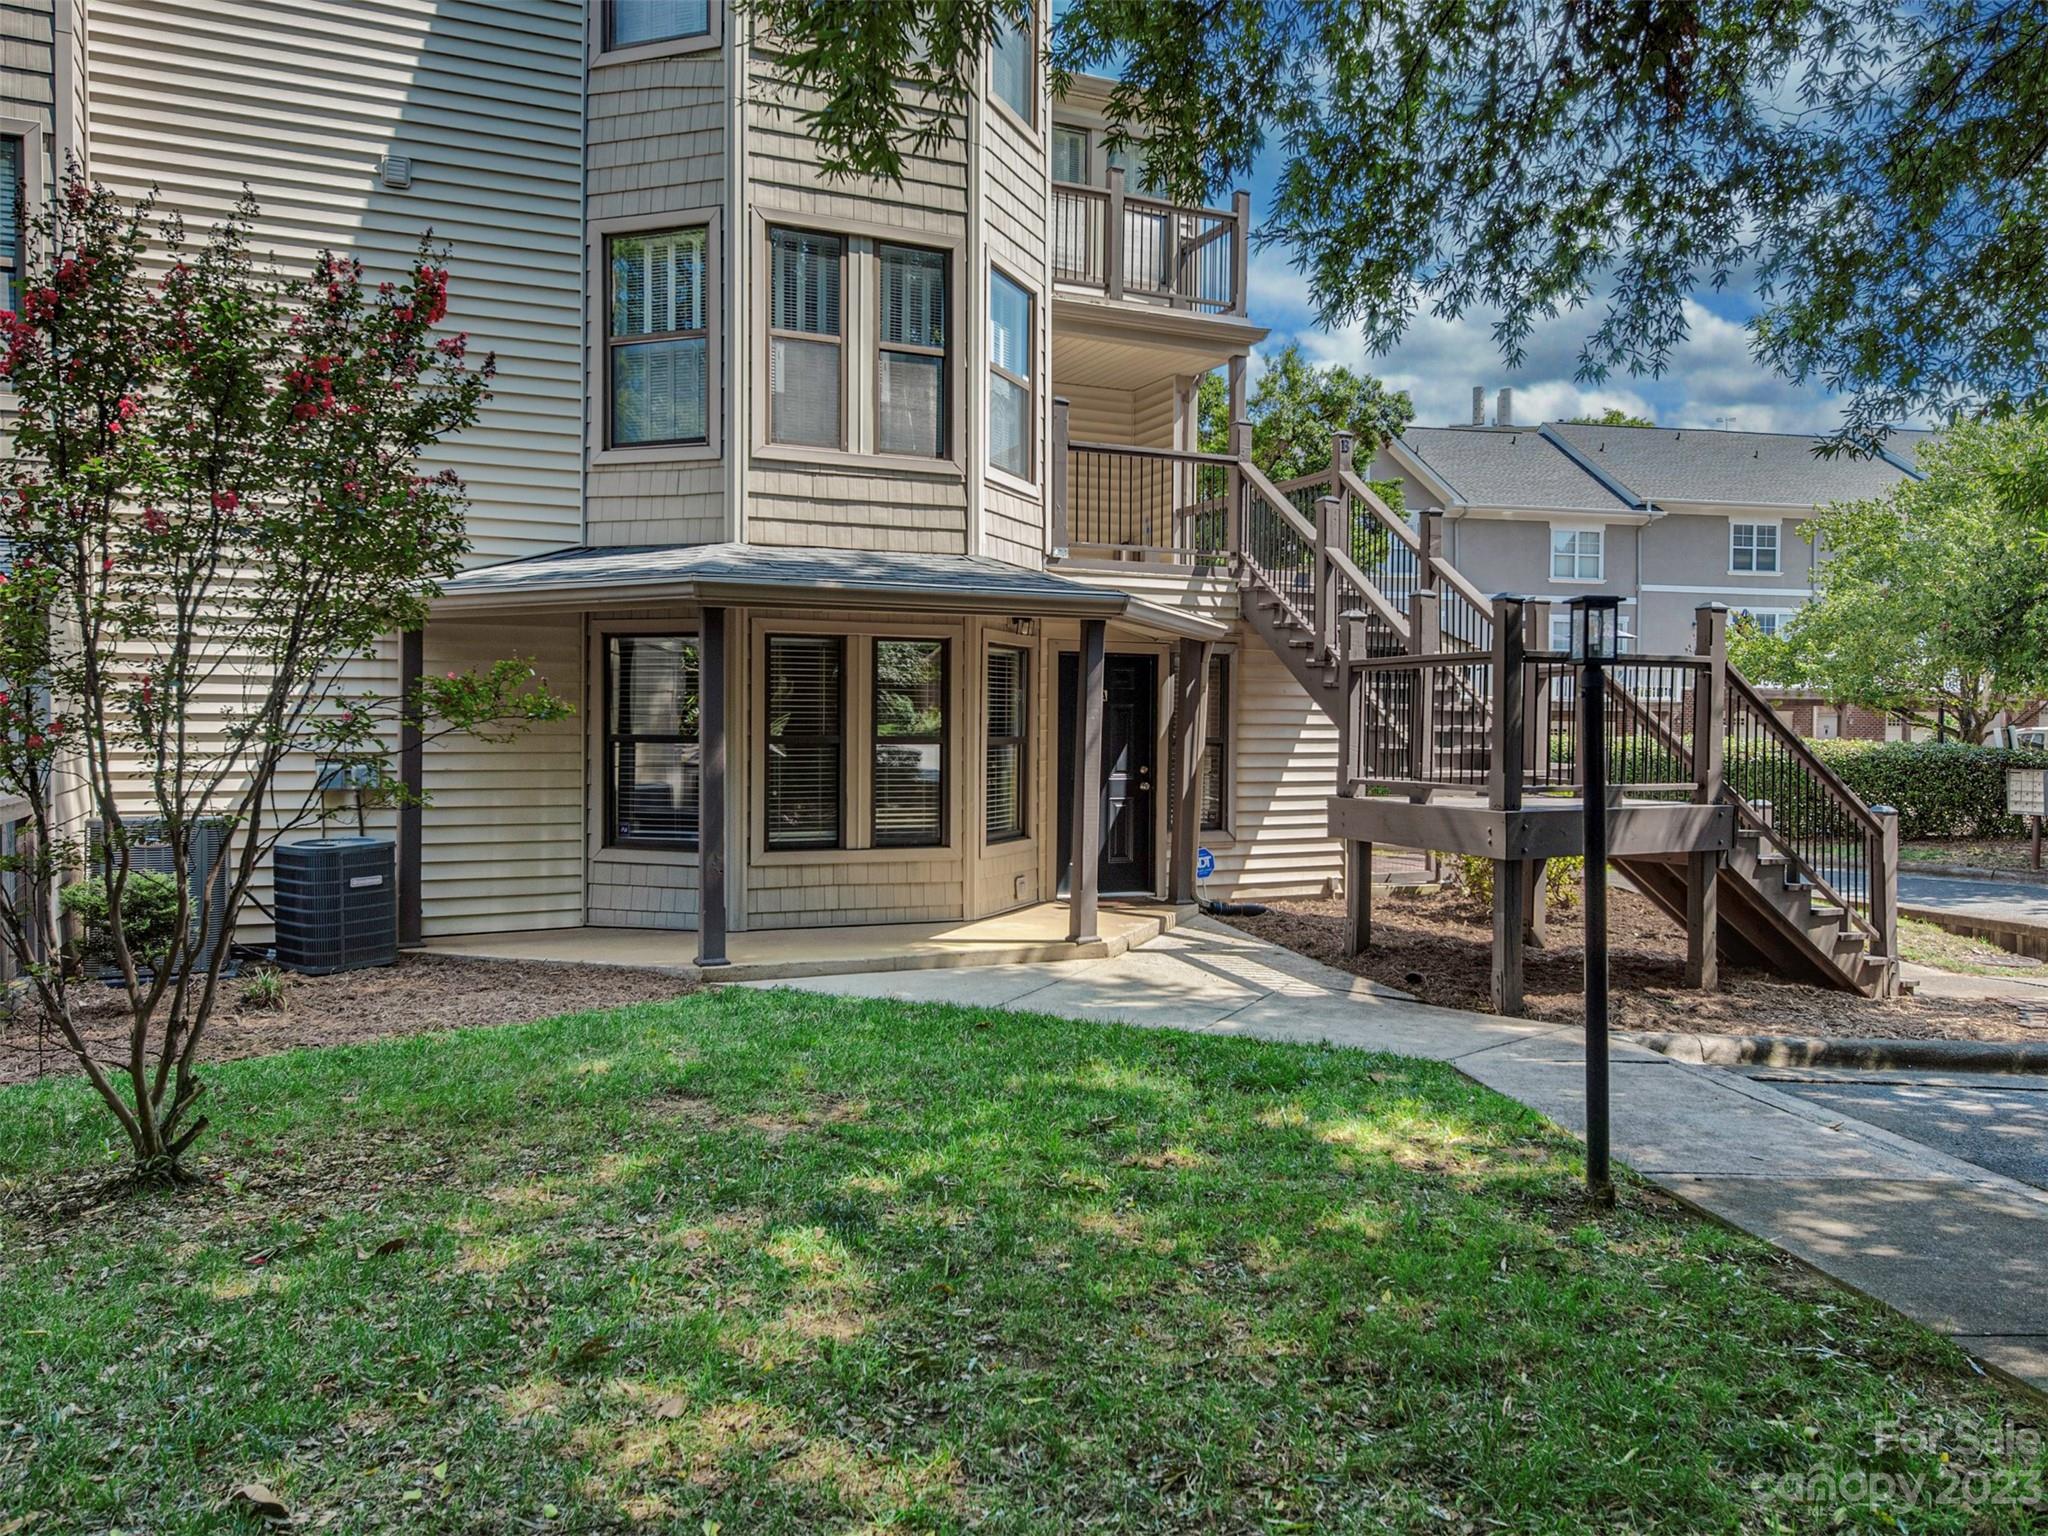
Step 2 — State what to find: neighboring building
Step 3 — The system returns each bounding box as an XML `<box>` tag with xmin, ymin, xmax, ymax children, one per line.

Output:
<box><xmin>1373</xmin><ymin>392</ymin><xmax>1931</xmax><ymax>734</ymax></box>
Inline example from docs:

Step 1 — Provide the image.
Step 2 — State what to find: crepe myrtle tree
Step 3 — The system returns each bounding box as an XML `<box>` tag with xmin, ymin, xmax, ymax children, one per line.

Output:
<box><xmin>0</xmin><ymin>176</ymin><xmax>570</xmax><ymax>1180</ymax></box>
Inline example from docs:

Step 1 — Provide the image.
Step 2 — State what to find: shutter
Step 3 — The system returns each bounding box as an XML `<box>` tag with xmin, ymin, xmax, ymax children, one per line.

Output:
<box><xmin>765</xmin><ymin>636</ymin><xmax>843</xmax><ymax>849</ymax></box>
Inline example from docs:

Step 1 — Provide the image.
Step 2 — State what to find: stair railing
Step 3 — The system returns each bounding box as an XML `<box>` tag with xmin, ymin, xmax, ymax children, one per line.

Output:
<box><xmin>1237</xmin><ymin>459</ymin><xmax>1407</xmax><ymax>651</ymax></box>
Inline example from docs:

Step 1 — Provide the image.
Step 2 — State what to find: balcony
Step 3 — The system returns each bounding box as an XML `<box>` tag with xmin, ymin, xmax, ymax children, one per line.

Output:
<box><xmin>1050</xmin><ymin>170</ymin><xmax>1250</xmax><ymax>317</ymax></box>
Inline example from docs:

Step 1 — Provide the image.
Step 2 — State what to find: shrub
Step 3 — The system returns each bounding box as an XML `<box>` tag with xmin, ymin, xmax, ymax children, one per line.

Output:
<box><xmin>1771</xmin><ymin>740</ymin><xmax>2048</xmax><ymax>841</ymax></box>
<box><xmin>59</xmin><ymin>872</ymin><xmax>186</xmax><ymax>969</ymax></box>
<box><xmin>239</xmin><ymin>968</ymin><xmax>289</xmax><ymax>1012</ymax></box>
<box><xmin>1438</xmin><ymin>853</ymin><xmax>1585</xmax><ymax>912</ymax></box>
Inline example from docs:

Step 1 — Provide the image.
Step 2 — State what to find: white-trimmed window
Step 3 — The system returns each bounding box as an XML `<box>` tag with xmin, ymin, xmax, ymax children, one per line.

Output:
<box><xmin>1200</xmin><ymin>653</ymin><xmax>1230</xmax><ymax>831</ymax></box>
<box><xmin>873</xmin><ymin>639</ymin><xmax>948</xmax><ymax>847</ymax></box>
<box><xmin>768</xmin><ymin>228</ymin><xmax>844</xmax><ymax>449</ymax></box>
<box><xmin>1549</xmin><ymin>612</ymin><xmax>1637</xmax><ymax>654</ymax></box>
<box><xmin>1052</xmin><ymin>125</ymin><xmax>1088</xmax><ymax>184</ymax></box>
<box><xmin>0</xmin><ymin>135</ymin><xmax>21</xmax><ymax>314</ymax></box>
<box><xmin>607</xmin><ymin>635</ymin><xmax>700</xmax><ymax>848</ymax></box>
<box><xmin>605</xmin><ymin>0</ymin><xmax>710</xmax><ymax>50</ymax></box>
<box><xmin>1730</xmin><ymin>520</ymin><xmax>1780</xmax><ymax>574</ymax></box>
<box><xmin>877</xmin><ymin>245</ymin><xmax>948</xmax><ymax>458</ymax></box>
<box><xmin>1736</xmin><ymin>607</ymin><xmax>1794</xmax><ymax>639</ymax></box>
<box><xmin>1549</xmin><ymin>525</ymin><xmax>1604</xmax><ymax>581</ymax></box>
<box><xmin>990</xmin><ymin>5</ymin><xmax>1034</xmax><ymax>125</ymax></box>
<box><xmin>988</xmin><ymin>268</ymin><xmax>1034</xmax><ymax>479</ymax></box>
<box><xmin>986</xmin><ymin>645</ymin><xmax>1028</xmax><ymax>842</ymax></box>
<box><xmin>606</xmin><ymin>226</ymin><xmax>710</xmax><ymax>449</ymax></box>
<box><xmin>765</xmin><ymin>635</ymin><xmax>844</xmax><ymax>850</ymax></box>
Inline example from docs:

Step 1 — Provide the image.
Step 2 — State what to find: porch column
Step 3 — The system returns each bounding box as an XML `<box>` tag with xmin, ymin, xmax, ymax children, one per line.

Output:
<box><xmin>1067</xmin><ymin>618</ymin><xmax>1106</xmax><ymax>943</ymax></box>
<box><xmin>696</xmin><ymin>605</ymin><xmax>730</xmax><ymax>968</ymax></box>
<box><xmin>1170</xmin><ymin>636</ymin><xmax>1212</xmax><ymax>906</ymax></box>
<box><xmin>397</xmin><ymin>626</ymin><xmax>424</xmax><ymax>949</ymax></box>
<box><xmin>1686</xmin><ymin>603</ymin><xmax>1727</xmax><ymax>989</ymax></box>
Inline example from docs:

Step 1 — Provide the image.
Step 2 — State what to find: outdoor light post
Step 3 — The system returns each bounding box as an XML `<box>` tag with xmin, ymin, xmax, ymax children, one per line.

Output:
<box><xmin>1570</xmin><ymin>594</ymin><xmax>1623</xmax><ymax>1205</ymax></box>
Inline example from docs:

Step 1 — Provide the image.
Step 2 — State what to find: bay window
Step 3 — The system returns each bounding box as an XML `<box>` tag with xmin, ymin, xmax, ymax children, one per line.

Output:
<box><xmin>988</xmin><ymin>269</ymin><xmax>1034</xmax><ymax>479</ymax></box>
<box><xmin>606</xmin><ymin>226</ymin><xmax>710</xmax><ymax>449</ymax></box>
<box><xmin>986</xmin><ymin>646</ymin><xmax>1027</xmax><ymax>842</ymax></box>
<box><xmin>768</xmin><ymin>228</ymin><xmax>843</xmax><ymax>448</ymax></box>
<box><xmin>607</xmin><ymin>635</ymin><xmax>700</xmax><ymax>847</ymax></box>
<box><xmin>765</xmin><ymin>635</ymin><xmax>844</xmax><ymax>849</ymax></box>
<box><xmin>605</xmin><ymin>0</ymin><xmax>711</xmax><ymax>50</ymax></box>
<box><xmin>877</xmin><ymin>245</ymin><xmax>947</xmax><ymax>457</ymax></box>
<box><xmin>990</xmin><ymin>5</ymin><xmax>1034</xmax><ymax>124</ymax></box>
<box><xmin>873</xmin><ymin>639</ymin><xmax>947</xmax><ymax>847</ymax></box>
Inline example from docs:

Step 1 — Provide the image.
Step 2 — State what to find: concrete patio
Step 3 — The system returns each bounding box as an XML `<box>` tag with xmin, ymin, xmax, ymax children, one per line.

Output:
<box><xmin>734</xmin><ymin>914</ymin><xmax>2048</xmax><ymax>1402</ymax></box>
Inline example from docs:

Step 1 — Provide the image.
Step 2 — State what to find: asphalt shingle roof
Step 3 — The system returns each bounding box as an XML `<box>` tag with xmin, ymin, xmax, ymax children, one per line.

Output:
<box><xmin>1397</xmin><ymin>427</ymin><xmax>1639</xmax><ymax>513</ymax></box>
<box><xmin>1544</xmin><ymin>423</ymin><xmax>1919</xmax><ymax>508</ymax></box>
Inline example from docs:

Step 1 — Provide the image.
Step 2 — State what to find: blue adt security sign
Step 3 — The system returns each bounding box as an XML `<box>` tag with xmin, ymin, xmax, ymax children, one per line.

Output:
<box><xmin>1195</xmin><ymin>846</ymin><xmax>1216</xmax><ymax>882</ymax></box>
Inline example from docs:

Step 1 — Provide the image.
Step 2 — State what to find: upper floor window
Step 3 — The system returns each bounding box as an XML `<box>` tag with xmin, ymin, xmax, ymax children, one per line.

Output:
<box><xmin>768</xmin><ymin>228</ymin><xmax>843</xmax><ymax>449</ymax></box>
<box><xmin>1550</xmin><ymin>525</ymin><xmax>1603</xmax><ymax>582</ymax></box>
<box><xmin>1052</xmin><ymin>125</ymin><xmax>1088</xmax><ymax>184</ymax></box>
<box><xmin>988</xmin><ymin>269</ymin><xmax>1034</xmax><ymax>479</ymax></box>
<box><xmin>877</xmin><ymin>245</ymin><xmax>947</xmax><ymax>458</ymax></box>
<box><xmin>607</xmin><ymin>226</ymin><xmax>709</xmax><ymax>449</ymax></box>
<box><xmin>0</xmin><ymin>136</ymin><xmax>20</xmax><ymax>314</ymax></box>
<box><xmin>990</xmin><ymin>5</ymin><xmax>1034</xmax><ymax>125</ymax></box>
<box><xmin>1730</xmin><ymin>520</ymin><xmax>1780</xmax><ymax>574</ymax></box>
<box><xmin>607</xmin><ymin>635</ymin><xmax>700</xmax><ymax>847</ymax></box>
<box><xmin>606</xmin><ymin>0</ymin><xmax>710</xmax><ymax>50</ymax></box>
<box><xmin>873</xmin><ymin>639</ymin><xmax>948</xmax><ymax>847</ymax></box>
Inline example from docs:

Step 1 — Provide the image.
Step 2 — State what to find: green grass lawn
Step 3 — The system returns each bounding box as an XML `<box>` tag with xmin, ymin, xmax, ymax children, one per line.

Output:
<box><xmin>2</xmin><ymin>990</ymin><xmax>2041</xmax><ymax>1533</ymax></box>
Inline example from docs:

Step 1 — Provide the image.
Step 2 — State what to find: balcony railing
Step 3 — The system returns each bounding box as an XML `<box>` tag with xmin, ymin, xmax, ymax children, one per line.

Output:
<box><xmin>1050</xmin><ymin>170</ymin><xmax>1250</xmax><ymax>316</ymax></box>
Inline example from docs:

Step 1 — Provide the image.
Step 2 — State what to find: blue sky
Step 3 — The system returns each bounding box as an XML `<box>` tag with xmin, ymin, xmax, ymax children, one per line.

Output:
<box><xmin>1234</xmin><ymin>151</ymin><xmax>1853</xmax><ymax>435</ymax></box>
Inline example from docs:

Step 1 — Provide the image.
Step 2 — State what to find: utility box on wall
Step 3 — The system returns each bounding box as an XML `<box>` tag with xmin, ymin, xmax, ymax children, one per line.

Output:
<box><xmin>273</xmin><ymin>837</ymin><xmax>398</xmax><ymax>975</ymax></box>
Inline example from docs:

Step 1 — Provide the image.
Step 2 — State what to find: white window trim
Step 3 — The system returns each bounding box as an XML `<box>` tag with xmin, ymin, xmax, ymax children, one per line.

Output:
<box><xmin>587</xmin><ymin>208</ymin><xmax>723</xmax><ymax>469</ymax></box>
<box><xmin>748</xmin><ymin>212</ymin><xmax>968</xmax><ymax>478</ymax></box>
<box><xmin>1728</xmin><ymin>518</ymin><xmax>1782</xmax><ymax>576</ymax></box>
<box><xmin>589</xmin><ymin>0</ymin><xmax>722</xmax><ymax>66</ymax></box>
<box><xmin>1548</xmin><ymin>523</ymin><xmax>1606</xmax><ymax>583</ymax></box>
<box><xmin>1735</xmin><ymin>607</ymin><xmax>1796</xmax><ymax>638</ymax></box>
<box><xmin>1050</xmin><ymin>121</ymin><xmax>1091</xmax><ymax>186</ymax></box>
<box><xmin>986</xmin><ymin>261</ymin><xmax>1039</xmax><ymax>492</ymax></box>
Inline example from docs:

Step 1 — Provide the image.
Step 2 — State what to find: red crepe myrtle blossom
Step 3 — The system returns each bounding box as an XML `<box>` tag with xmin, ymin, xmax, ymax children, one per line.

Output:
<box><xmin>212</xmin><ymin>490</ymin><xmax>239</xmax><ymax>514</ymax></box>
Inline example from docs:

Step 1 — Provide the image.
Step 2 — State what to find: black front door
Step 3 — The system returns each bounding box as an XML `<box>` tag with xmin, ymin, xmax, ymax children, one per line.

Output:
<box><xmin>1058</xmin><ymin>651</ymin><xmax>1157</xmax><ymax>894</ymax></box>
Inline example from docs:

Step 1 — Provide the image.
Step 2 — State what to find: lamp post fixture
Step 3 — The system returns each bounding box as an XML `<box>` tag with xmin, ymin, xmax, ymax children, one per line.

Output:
<box><xmin>1569</xmin><ymin>594</ymin><xmax>1623</xmax><ymax>1205</ymax></box>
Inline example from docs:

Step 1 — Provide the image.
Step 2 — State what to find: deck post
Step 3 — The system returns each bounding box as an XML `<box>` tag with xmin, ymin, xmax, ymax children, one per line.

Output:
<box><xmin>1524</xmin><ymin>600</ymin><xmax>1551</xmax><ymax>783</ymax></box>
<box><xmin>1521</xmin><ymin>859</ymin><xmax>1549</xmax><ymax>947</ymax></box>
<box><xmin>1492</xmin><ymin>854</ymin><xmax>1527</xmax><ymax>1015</ymax></box>
<box><xmin>1869</xmin><ymin>804</ymin><xmax>1900</xmax><ymax>989</ymax></box>
<box><xmin>1226</xmin><ymin>416</ymin><xmax>1250</xmax><ymax>576</ymax></box>
<box><xmin>696</xmin><ymin>605</ymin><xmax>730</xmax><ymax>968</ymax></box>
<box><xmin>1407</xmin><ymin>590</ymin><xmax>1440</xmax><ymax>785</ymax></box>
<box><xmin>1685</xmin><ymin>604</ymin><xmax>1728</xmax><ymax>989</ymax></box>
<box><xmin>1230</xmin><ymin>190</ymin><xmax>1251</xmax><ymax>316</ymax></box>
<box><xmin>1488</xmin><ymin>596</ymin><xmax>1529</xmax><ymax>1011</ymax></box>
<box><xmin>1347</xmin><ymin>840</ymin><xmax>1373</xmax><ymax>955</ymax></box>
<box><xmin>1068</xmin><ymin>618</ymin><xmax>1107</xmax><ymax>943</ymax></box>
<box><xmin>1050</xmin><ymin>397</ymin><xmax>1071</xmax><ymax>559</ymax></box>
<box><xmin>1104</xmin><ymin>166</ymin><xmax>1126</xmax><ymax>302</ymax></box>
<box><xmin>1170</xmin><ymin>636</ymin><xmax>1212</xmax><ymax>906</ymax></box>
<box><xmin>397</xmin><ymin>626</ymin><xmax>424</xmax><ymax>949</ymax></box>
<box><xmin>1315</xmin><ymin>495</ymin><xmax>1342</xmax><ymax>662</ymax></box>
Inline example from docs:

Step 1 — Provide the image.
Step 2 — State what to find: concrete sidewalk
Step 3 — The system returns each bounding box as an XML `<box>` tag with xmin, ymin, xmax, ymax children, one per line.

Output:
<box><xmin>734</xmin><ymin>915</ymin><xmax>2048</xmax><ymax>1400</ymax></box>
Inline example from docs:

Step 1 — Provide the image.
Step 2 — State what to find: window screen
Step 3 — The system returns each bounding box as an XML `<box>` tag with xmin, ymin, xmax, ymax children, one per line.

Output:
<box><xmin>607</xmin><ymin>636</ymin><xmax>700</xmax><ymax>846</ymax></box>
<box><xmin>988</xmin><ymin>270</ymin><xmax>1033</xmax><ymax>478</ymax></box>
<box><xmin>874</xmin><ymin>639</ymin><xmax>947</xmax><ymax>847</ymax></box>
<box><xmin>765</xmin><ymin>635</ymin><xmax>843</xmax><ymax>849</ymax></box>
<box><xmin>878</xmin><ymin>245</ymin><xmax>946</xmax><ymax>457</ymax></box>
<box><xmin>607</xmin><ymin>0</ymin><xmax>710</xmax><ymax>48</ymax></box>
<box><xmin>768</xmin><ymin>229</ymin><xmax>843</xmax><ymax>447</ymax></box>
<box><xmin>986</xmin><ymin>646</ymin><xmax>1027</xmax><ymax>842</ymax></box>
<box><xmin>1200</xmin><ymin>654</ymin><xmax>1229</xmax><ymax>831</ymax></box>
<box><xmin>990</xmin><ymin>7</ymin><xmax>1033</xmax><ymax>122</ymax></box>
<box><xmin>607</xmin><ymin>227</ymin><xmax>709</xmax><ymax>448</ymax></box>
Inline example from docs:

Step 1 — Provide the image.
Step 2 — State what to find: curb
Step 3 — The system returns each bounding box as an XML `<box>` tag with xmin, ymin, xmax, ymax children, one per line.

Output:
<box><xmin>1899</xmin><ymin>903</ymin><xmax>2048</xmax><ymax>961</ymax></box>
<box><xmin>1900</xmin><ymin>861</ymin><xmax>2047</xmax><ymax>885</ymax></box>
<box><xmin>1631</xmin><ymin>1030</ymin><xmax>2048</xmax><ymax>1073</ymax></box>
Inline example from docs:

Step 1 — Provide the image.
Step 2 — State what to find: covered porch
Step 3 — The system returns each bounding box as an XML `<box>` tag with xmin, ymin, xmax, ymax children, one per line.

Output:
<box><xmin>402</xmin><ymin>546</ymin><xmax>1228</xmax><ymax>968</ymax></box>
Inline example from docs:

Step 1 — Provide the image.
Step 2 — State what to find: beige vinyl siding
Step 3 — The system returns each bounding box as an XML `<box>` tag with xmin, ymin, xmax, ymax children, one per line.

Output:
<box><xmin>3</xmin><ymin>2</ymin><xmax>54</xmax><ymax>136</ymax></box>
<box><xmin>586</xmin><ymin>45</ymin><xmax>728</xmax><ymax>546</ymax></box>
<box><xmin>1203</xmin><ymin>630</ymin><xmax>1342</xmax><ymax>900</ymax></box>
<box><xmin>82</xmin><ymin>0</ymin><xmax>584</xmax><ymax>564</ymax></box>
<box><xmin>978</xmin><ymin>43</ymin><xmax>1049</xmax><ymax>567</ymax></box>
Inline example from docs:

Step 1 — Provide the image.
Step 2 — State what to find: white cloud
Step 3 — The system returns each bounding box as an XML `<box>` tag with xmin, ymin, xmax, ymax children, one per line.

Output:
<box><xmin>1243</xmin><ymin>248</ymin><xmax>1856</xmax><ymax>434</ymax></box>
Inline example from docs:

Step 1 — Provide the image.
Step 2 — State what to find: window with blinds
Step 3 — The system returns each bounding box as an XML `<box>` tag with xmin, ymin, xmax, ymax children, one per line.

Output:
<box><xmin>607</xmin><ymin>636</ymin><xmax>701</xmax><ymax>847</ymax></box>
<box><xmin>989</xmin><ymin>269</ymin><xmax>1034</xmax><ymax>479</ymax></box>
<box><xmin>1201</xmin><ymin>654</ymin><xmax>1229</xmax><ymax>831</ymax></box>
<box><xmin>0</xmin><ymin>137</ymin><xmax>19</xmax><ymax>314</ymax></box>
<box><xmin>877</xmin><ymin>245</ymin><xmax>947</xmax><ymax>457</ymax></box>
<box><xmin>607</xmin><ymin>227</ymin><xmax>709</xmax><ymax>448</ymax></box>
<box><xmin>765</xmin><ymin>635</ymin><xmax>844</xmax><ymax>849</ymax></box>
<box><xmin>606</xmin><ymin>0</ymin><xmax>710</xmax><ymax>48</ymax></box>
<box><xmin>873</xmin><ymin>639</ymin><xmax>947</xmax><ymax>847</ymax></box>
<box><xmin>1052</xmin><ymin>126</ymin><xmax>1088</xmax><ymax>185</ymax></box>
<box><xmin>990</xmin><ymin>6</ymin><xmax>1034</xmax><ymax>122</ymax></box>
<box><xmin>986</xmin><ymin>646</ymin><xmax>1027</xmax><ymax>842</ymax></box>
<box><xmin>769</xmin><ymin>229</ymin><xmax>843</xmax><ymax>448</ymax></box>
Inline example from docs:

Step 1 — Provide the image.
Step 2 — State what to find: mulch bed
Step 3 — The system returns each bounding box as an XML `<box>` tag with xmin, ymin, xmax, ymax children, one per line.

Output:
<box><xmin>1218</xmin><ymin>889</ymin><xmax>2048</xmax><ymax>1043</ymax></box>
<box><xmin>0</xmin><ymin>953</ymin><xmax>699</xmax><ymax>1087</ymax></box>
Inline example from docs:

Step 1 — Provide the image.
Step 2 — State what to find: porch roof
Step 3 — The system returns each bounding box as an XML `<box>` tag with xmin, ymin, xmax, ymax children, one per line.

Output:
<box><xmin>432</xmin><ymin>542</ymin><xmax>1227</xmax><ymax>639</ymax></box>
